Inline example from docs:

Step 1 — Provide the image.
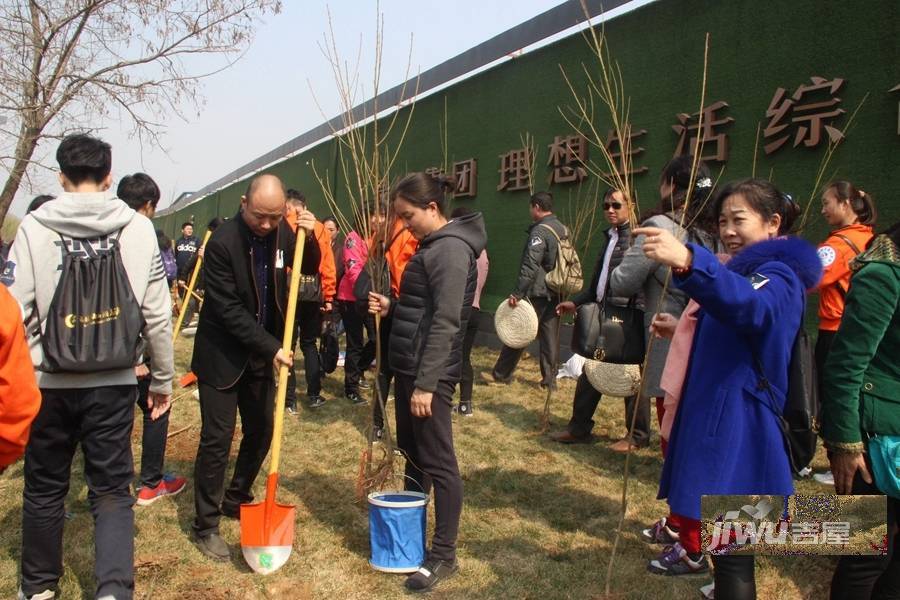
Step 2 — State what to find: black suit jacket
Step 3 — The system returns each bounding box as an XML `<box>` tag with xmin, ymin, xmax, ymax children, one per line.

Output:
<box><xmin>191</xmin><ymin>213</ymin><xmax>320</xmax><ymax>388</ymax></box>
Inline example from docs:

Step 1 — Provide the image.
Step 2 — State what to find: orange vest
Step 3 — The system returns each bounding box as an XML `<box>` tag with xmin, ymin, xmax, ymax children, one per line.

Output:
<box><xmin>816</xmin><ymin>223</ymin><xmax>874</xmax><ymax>331</ymax></box>
<box><xmin>385</xmin><ymin>218</ymin><xmax>418</xmax><ymax>298</ymax></box>
<box><xmin>0</xmin><ymin>285</ymin><xmax>41</xmax><ymax>468</ymax></box>
<box><xmin>285</xmin><ymin>210</ymin><xmax>337</xmax><ymax>302</ymax></box>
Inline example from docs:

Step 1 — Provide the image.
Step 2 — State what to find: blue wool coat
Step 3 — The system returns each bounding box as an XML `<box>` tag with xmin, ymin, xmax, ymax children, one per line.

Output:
<box><xmin>658</xmin><ymin>237</ymin><xmax>823</xmax><ymax>520</ymax></box>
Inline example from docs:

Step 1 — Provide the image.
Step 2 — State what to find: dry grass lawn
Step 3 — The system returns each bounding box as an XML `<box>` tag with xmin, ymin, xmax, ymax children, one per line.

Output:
<box><xmin>0</xmin><ymin>338</ymin><xmax>837</xmax><ymax>599</ymax></box>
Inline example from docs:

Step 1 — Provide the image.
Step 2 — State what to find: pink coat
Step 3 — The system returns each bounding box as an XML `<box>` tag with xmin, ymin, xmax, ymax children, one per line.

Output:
<box><xmin>337</xmin><ymin>231</ymin><xmax>368</xmax><ymax>302</ymax></box>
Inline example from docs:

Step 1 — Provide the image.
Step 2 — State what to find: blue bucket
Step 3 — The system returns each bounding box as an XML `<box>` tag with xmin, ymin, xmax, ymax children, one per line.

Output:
<box><xmin>368</xmin><ymin>490</ymin><xmax>428</xmax><ymax>573</ymax></box>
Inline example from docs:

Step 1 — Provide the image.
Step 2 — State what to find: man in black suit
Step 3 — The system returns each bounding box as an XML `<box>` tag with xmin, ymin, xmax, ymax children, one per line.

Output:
<box><xmin>189</xmin><ymin>173</ymin><xmax>320</xmax><ymax>561</ymax></box>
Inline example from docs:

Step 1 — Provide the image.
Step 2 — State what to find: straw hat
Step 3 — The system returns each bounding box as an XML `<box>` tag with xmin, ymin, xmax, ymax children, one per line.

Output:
<box><xmin>494</xmin><ymin>298</ymin><xmax>538</xmax><ymax>349</ymax></box>
<box><xmin>584</xmin><ymin>360</ymin><xmax>642</xmax><ymax>397</ymax></box>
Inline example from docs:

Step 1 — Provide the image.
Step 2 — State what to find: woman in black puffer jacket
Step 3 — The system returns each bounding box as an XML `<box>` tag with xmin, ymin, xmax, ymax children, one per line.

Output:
<box><xmin>369</xmin><ymin>172</ymin><xmax>487</xmax><ymax>594</ymax></box>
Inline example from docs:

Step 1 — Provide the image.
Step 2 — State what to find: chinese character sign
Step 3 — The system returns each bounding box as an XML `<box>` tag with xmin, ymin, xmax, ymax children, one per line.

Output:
<box><xmin>497</xmin><ymin>148</ymin><xmax>532</xmax><ymax>192</ymax></box>
<box><xmin>453</xmin><ymin>159</ymin><xmax>477</xmax><ymax>198</ymax></box>
<box><xmin>672</xmin><ymin>100</ymin><xmax>734</xmax><ymax>162</ymax></box>
<box><xmin>764</xmin><ymin>76</ymin><xmax>847</xmax><ymax>154</ymax></box>
<box><xmin>547</xmin><ymin>134</ymin><xmax>588</xmax><ymax>184</ymax></box>
<box><xmin>604</xmin><ymin>126</ymin><xmax>648</xmax><ymax>177</ymax></box>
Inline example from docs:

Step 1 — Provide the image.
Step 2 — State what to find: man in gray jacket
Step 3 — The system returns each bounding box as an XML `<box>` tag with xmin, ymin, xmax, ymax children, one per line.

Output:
<box><xmin>482</xmin><ymin>191</ymin><xmax>566</xmax><ymax>389</ymax></box>
<box><xmin>5</xmin><ymin>134</ymin><xmax>173</xmax><ymax>600</ymax></box>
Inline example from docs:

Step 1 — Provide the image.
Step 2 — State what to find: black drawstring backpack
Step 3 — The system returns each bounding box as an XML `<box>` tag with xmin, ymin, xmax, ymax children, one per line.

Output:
<box><xmin>40</xmin><ymin>229</ymin><xmax>145</xmax><ymax>373</ymax></box>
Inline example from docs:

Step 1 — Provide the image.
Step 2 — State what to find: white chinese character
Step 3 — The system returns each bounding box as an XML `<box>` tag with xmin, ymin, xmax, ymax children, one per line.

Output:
<box><xmin>821</xmin><ymin>522</ymin><xmax>851</xmax><ymax>545</ymax></box>
<box><xmin>791</xmin><ymin>522</ymin><xmax>821</xmax><ymax>544</ymax></box>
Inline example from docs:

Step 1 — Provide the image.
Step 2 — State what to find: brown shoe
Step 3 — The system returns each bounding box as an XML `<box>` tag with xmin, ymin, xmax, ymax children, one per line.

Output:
<box><xmin>608</xmin><ymin>439</ymin><xmax>640</xmax><ymax>453</ymax></box>
<box><xmin>479</xmin><ymin>371</ymin><xmax>507</xmax><ymax>386</ymax></box>
<box><xmin>549</xmin><ymin>430</ymin><xmax>593</xmax><ymax>444</ymax></box>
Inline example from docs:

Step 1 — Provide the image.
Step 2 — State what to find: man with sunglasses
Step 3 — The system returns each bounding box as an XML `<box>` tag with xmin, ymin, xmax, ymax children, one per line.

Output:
<box><xmin>551</xmin><ymin>190</ymin><xmax>645</xmax><ymax>449</ymax></box>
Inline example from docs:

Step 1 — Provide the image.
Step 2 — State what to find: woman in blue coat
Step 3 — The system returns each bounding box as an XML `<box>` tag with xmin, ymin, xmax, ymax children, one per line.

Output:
<box><xmin>634</xmin><ymin>179</ymin><xmax>822</xmax><ymax>597</ymax></box>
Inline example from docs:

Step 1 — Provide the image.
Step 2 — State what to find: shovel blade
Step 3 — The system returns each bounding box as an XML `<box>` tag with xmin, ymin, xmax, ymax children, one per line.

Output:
<box><xmin>240</xmin><ymin>500</ymin><xmax>295</xmax><ymax>575</ymax></box>
<box><xmin>178</xmin><ymin>371</ymin><xmax>197</xmax><ymax>388</ymax></box>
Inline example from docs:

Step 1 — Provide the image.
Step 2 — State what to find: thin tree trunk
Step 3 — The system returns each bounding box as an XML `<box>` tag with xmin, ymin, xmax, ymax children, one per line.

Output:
<box><xmin>0</xmin><ymin>132</ymin><xmax>40</xmax><ymax>226</ymax></box>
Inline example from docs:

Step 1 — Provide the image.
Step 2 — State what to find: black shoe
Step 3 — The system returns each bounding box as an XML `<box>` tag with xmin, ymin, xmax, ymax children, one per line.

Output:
<box><xmin>193</xmin><ymin>532</ymin><xmax>230</xmax><ymax>562</ymax></box>
<box><xmin>346</xmin><ymin>392</ymin><xmax>367</xmax><ymax>405</ymax></box>
<box><xmin>359</xmin><ymin>378</ymin><xmax>371</xmax><ymax>390</ymax></box>
<box><xmin>286</xmin><ymin>403</ymin><xmax>298</xmax><ymax>415</ymax></box>
<box><xmin>371</xmin><ymin>425</ymin><xmax>384</xmax><ymax>441</ymax></box>
<box><xmin>404</xmin><ymin>557</ymin><xmax>459</xmax><ymax>593</ymax></box>
<box><xmin>458</xmin><ymin>402</ymin><xmax>473</xmax><ymax>417</ymax></box>
<box><xmin>308</xmin><ymin>395</ymin><xmax>325</xmax><ymax>409</ymax></box>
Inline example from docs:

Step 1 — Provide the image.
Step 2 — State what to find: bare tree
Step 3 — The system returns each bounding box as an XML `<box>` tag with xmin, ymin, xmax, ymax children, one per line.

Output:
<box><xmin>0</xmin><ymin>0</ymin><xmax>282</xmax><ymax>225</ymax></box>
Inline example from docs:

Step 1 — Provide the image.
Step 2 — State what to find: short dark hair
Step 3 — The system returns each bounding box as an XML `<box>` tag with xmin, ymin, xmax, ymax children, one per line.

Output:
<box><xmin>285</xmin><ymin>188</ymin><xmax>306</xmax><ymax>207</ymax></box>
<box><xmin>181</xmin><ymin>222</ymin><xmax>194</xmax><ymax>230</ymax></box>
<box><xmin>530</xmin><ymin>191</ymin><xmax>553</xmax><ymax>212</ymax></box>
<box><xmin>56</xmin><ymin>134</ymin><xmax>111</xmax><ymax>185</ymax></box>
<box><xmin>117</xmin><ymin>173</ymin><xmax>160</xmax><ymax>210</ymax></box>
<box><xmin>450</xmin><ymin>206</ymin><xmax>472</xmax><ymax>219</ymax></box>
<box><xmin>713</xmin><ymin>178</ymin><xmax>801</xmax><ymax>235</ymax></box>
<box><xmin>27</xmin><ymin>195</ymin><xmax>56</xmax><ymax>214</ymax></box>
<box><xmin>208</xmin><ymin>217</ymin><xmax>224</xmax><ymax>231</ymax></box>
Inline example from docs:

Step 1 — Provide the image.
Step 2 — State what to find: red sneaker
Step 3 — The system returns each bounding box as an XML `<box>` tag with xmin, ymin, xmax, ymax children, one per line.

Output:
<box><xmin>136</xmin><ymin>474</ymin><xmax>187</xmax><ymax>506</ymax></box>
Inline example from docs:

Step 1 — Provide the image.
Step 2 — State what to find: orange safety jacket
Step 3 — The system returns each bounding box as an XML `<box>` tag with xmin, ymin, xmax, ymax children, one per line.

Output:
<box><xmin>816</xmin><ymin>223</ymin><xmax>874</xmax><ymax>331</ymax></box>
<box><xmin>385</xmin><ymin>218</ymin><xmax>418</xmax><ymax>298</ymax></box>
<box><xmin>0</xmin><ymin>284</ymin><xmax>41</xmax><ymax>469</ymax></box>
<box><xmin>285</xmin><ymin>210</ymin><xmax>337</xmax><ymax>302</ymax></box>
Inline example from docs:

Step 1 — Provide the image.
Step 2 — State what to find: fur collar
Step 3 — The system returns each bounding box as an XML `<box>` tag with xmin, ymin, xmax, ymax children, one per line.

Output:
<box><xmin>725</xmin><ymin>236</ymin><xmax>823</xmax><ymax>290</ymax></box>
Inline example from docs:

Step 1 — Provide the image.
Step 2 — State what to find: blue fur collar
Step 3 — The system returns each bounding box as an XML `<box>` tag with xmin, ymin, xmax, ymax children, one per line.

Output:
<box><xmin>725</xmin><ymin>236</ymin><xmax>823</xmax><ymax>290</ymax></box>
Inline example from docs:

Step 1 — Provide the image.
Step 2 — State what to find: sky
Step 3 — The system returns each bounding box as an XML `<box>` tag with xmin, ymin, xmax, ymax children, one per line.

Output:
<box><xmin>5</xmin><ymin>0</ymin><xmax>654</xmax><ymax>217</ymax></box>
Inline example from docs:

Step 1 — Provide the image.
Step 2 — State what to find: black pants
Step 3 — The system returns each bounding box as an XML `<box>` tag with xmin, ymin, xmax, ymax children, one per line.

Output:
<box><xmin>831</xmin><ymin>455</ymin><xmax>900</xmax><ymax>599</ymax></box>
<box><xmin>459</xmin><ymin>308</ymin><xmax>480</xmax><ymax>405</ymax></box>
<box><xmin>394</xmin><ymin>375</ymin><xmax>462</xmax><ymax>562</ymax></box>
<box><xmin>374</xmin><ymin>315</ymin><xmax>395</xmax><ymax>429</ymax></box>
<box><xmin>136</xmin><ymin>375</ymin><xmax>169</xmax><ymax>488</ymax></box>
<box><xmin>193</xmin><ymin>373</ymin><xmax>274</xmax><ymax>537</ymax></box>
<box><xmin>815</xmin><ymin>329</ymin><xmax>836</xmax><ymax>406</ymax></box>
<box><xmin>21</xmin><ymin>386</ymin><xmax>137</xmax><ymax>599</ymax></box>
<box><xmin>566</xmin><ymin>372</ymin><xmax>648</xmax><ymax>445</ymax></box>
<box><xmin>712</xmin><ymin>555</ymin><xmax>756</xmax><ymax>600</ymax></box>
<box><xmin>492</xmin><ymin>296</ymin><xmax>560</xmax><ymax>386</ymax></box>
<box><xmin>286</xmin><ymin>301</ymin><xmax>323</xmax><ymax>401</ymax></box>
<box><xmin>339</xmin><ymin>300</ymin><xmax>376</xmax><ymax>395</ymax></box>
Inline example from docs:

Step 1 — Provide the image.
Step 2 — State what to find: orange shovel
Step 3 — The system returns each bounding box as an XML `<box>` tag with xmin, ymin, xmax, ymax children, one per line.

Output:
<box><xmin>240</xmin><ymin>229</ymin><xmax>306</xmax><ymax>575</ymax></box>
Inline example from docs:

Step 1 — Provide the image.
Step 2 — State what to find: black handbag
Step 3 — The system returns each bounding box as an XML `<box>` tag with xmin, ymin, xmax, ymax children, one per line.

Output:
<box><xmin>299</xmin><ymin>273</ymin><xmax>322</xmax><ymax>303</ymax></box>
<box><xmin>572</xmin><ymin>299</ymin><xmax>645</xmax><ymax>364</ymax></box>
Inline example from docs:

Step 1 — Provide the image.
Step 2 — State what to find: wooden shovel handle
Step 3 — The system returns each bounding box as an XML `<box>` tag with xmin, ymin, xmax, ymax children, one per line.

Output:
<box><xmin>172</xmin><ymin>229</ymin><xmax>212</xmax><ymax>342</ymax></box>
<box><xmin>269</xmin><ymin>229</ymin><xmax>306</xmax><ymax>477</ymax></box>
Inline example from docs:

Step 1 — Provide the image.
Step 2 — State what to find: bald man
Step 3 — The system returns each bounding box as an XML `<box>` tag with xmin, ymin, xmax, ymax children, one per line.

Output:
<box><xmin>189</xmin><ymin>174</ymin><xmax>319</xmax><ymax>560</ymax></box>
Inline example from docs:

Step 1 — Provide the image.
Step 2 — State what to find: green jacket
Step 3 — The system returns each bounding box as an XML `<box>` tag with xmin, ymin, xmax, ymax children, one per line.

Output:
<box><xmin>821</xmin><ymin>234</ymin><xmax>900</xmax><ymax>452</ymax></box>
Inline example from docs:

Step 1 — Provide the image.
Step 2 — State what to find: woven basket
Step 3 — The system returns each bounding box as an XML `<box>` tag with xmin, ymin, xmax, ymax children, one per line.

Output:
<box><xmin>584</xmin><ymin>360</ymin><xmax>642</xmax><ymax>397</ymax></box>
<box><xmin>494</xmin><ymin>299</ymin><xmax>538</xmax><ymax>349</ymax></box>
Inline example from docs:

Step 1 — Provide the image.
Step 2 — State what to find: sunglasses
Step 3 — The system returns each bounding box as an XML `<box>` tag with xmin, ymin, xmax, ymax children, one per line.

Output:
<box><xmin>604</xmin><ymin>202</ymin><xmax>623</xmax><ymax>210</ymax></box>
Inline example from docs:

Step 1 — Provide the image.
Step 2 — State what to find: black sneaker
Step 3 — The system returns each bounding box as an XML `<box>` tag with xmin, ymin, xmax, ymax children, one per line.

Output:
<box><xmin>359</xmin><ymin>378</ymin><xmax>371</xmax><ymax>390</ymax></box>
<box><xmin>308</xmin><ymin>395</ymin><xmax>325</xmax><ymax>409</ymax></box>
<box><xmin>193</xmin><ymin>532</ymin><xmax>230</xmax><ymax>562</ymax></box>
<box><xmin>404</xmin><ymin>557</ymin><xmax>459</xmax><ymax>592</ymax></box>
<box><xmin>220</xmin><ymin>503</ymin><xmax>240</xmax><ymax>520</ymax></box>
<box><xmin>641</xmin><ymin>516</ymin><xmax>680</xmax><ymax>544</ymax></box>
<box><xmin>285</xmin><ymin>403</ymin><xmax>298</xmax><ymax>415</ymax></box>
<box><xmin>458</xmin><ymin>402</ymin><xmax>473</xmax><ymax>417</ymax></box>
<box><xmin>346</xmin><ymin>392</ymin><xmax>367</xmax><ymax>405</ymax></box>
<box><xmin>371</xmin><ymin>425</ymin><xmax>384</xmax><ymax>441</ymax></box>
